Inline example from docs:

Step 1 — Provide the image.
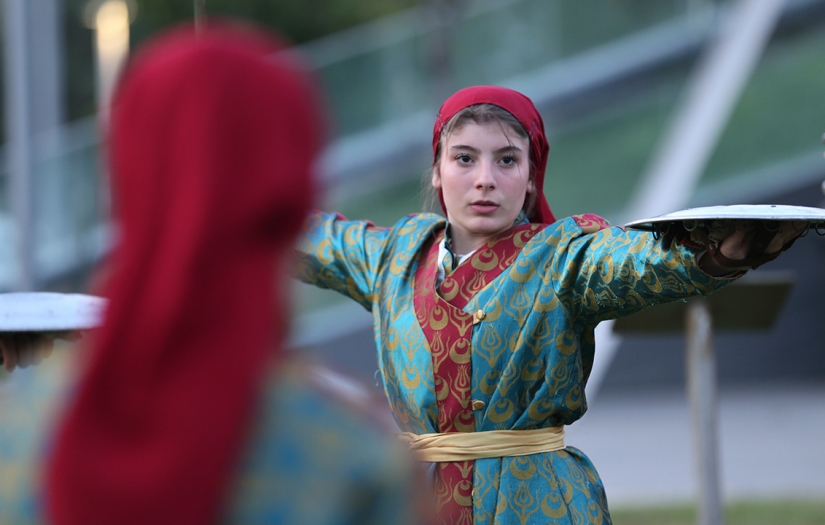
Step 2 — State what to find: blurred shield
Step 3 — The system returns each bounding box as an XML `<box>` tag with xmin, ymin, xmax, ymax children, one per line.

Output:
<box><xmin>0</xmin><ymin>292</ymin><xmax>106</xmax><ymax>333</ymax></box>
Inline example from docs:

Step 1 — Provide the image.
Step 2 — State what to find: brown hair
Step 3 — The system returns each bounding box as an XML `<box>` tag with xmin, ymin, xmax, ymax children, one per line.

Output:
<box><xmin>423</xmin><ymin>103</ymin><xmax>537</xmax><ymax>216</ymax></box>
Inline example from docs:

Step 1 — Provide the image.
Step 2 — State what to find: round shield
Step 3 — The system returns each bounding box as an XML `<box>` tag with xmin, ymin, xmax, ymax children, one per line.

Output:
<box><xmin>625</xmin><ymin>204</ymin><xmax>825</xmax><ymax>234</ymax></box>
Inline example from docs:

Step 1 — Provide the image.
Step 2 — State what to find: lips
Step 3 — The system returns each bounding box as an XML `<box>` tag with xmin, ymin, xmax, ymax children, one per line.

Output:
<box><xmin>470</xmin><ymin>201</ymin><xmax>499</xmax><ymax>214</ymax></box>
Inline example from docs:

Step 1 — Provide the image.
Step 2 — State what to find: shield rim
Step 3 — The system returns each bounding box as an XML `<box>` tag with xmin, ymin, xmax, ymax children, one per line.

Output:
<box><xmin>0</xmin><ymin>292</ymin><xmax>105</xmax><ymax>332</ymax></box>
<box><xmin>625</xmin><ymin>204</ymin><xmax>825</xmax><ymax>232</ymax></box>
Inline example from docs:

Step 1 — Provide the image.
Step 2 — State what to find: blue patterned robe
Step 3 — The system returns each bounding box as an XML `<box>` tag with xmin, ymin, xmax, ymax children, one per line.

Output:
<box><xmin>0</xmin><ymin>352</ymin><xmax>419</xmax><ymax>525</ymax></box>
<box><xmin>296</xmin><ymin>211</ymin><xmax>733</xmax><ymax>524</ymax></box>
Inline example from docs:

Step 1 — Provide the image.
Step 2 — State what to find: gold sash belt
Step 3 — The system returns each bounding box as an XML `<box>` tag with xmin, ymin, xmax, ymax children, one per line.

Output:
<box><xmin>399</xmin><ymin>426</ymin><xmax>565</xmax><ymax>463</ymax></box>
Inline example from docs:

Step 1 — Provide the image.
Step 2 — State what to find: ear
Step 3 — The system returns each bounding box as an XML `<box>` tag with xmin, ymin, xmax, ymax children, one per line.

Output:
<box><xmin>431</xmin><ymin>167</ymin><xmax>442</xmax><ymax>190</ymax></box>
<box><xmin>526</xmin><ymin>178</ymin><xmax>535</xmax><ymax>194</ymax></box>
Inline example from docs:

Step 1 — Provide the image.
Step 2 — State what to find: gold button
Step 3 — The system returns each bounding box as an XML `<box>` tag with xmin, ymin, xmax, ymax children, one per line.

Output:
<box><xmin>473</xmin><ymin>310</ymin><xmax>486</xmax><ymax>325</ymax></box>
<box><xmin>472</xmin><ymin>400</ymin><xmax>485</xmax><ymax>410</ymax></box>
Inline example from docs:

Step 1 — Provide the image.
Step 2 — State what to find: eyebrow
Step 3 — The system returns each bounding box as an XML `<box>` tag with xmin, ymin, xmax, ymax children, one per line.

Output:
<box><xmin>449</xmin><ymin>144</ymin><xmax>524</xmax><ymax>154</ymax></box>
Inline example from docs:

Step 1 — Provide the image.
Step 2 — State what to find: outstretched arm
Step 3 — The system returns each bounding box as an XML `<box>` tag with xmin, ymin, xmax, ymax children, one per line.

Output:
<box><xmin>294</xmin><ymin>211</ymin><xmax>396</xmax><ymax>310</ymax></box>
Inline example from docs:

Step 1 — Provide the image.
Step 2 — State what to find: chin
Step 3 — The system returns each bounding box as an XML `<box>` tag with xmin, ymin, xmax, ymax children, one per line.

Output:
<box><xmin>466</xmin><ymin>219</ymin><xmax>513</xmax><ymax>237</ymax></box>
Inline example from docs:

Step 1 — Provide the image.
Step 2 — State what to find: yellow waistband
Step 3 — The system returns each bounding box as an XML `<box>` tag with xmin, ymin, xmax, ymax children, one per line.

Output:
<box><xmin>399</xmin><ymin>426</ymin><xmax>565</xmax><ymax>463</ymax></box>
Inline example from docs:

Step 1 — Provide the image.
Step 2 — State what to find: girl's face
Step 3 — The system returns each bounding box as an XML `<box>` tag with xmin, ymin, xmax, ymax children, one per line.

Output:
<box><xmin>432</xmin><ymin>121</ymin><xmax>533</xmax><ymax>254</ymax></box>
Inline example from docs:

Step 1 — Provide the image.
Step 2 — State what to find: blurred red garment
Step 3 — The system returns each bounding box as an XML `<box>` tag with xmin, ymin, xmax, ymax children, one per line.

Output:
<box><xmin>39</xmin><ymin>20</ymin><xmax>424</xmax><ymax>525</ymax></box>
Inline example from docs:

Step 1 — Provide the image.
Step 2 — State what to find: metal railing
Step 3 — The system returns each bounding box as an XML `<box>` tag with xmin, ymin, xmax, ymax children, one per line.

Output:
<box><xmin>6</xmin><ymin>0</ymin><xmax>825</xmax><ymax>292</ymax></box>
<box><xmin>304</xmin><ymin>0</ymin><xmax>723</xmax><ymax>136</ymax></box>
<box><xmin>0</xmin><ymin>117</ymin><xmax>106</xmax><ymax>289</ymax></box>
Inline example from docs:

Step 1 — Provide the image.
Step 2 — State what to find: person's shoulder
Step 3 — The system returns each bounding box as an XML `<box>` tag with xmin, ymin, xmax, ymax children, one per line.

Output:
<box><xmin>544</xmin><ymin>213</ymin><xmax>612</xmax><ymax>234</ymax></box>
<box><xmin>527</xmin><ymin>214</ymin><xmax>618</xmax><ymax>253</ymax></box>
<box><xmin>391</xmin><ymin>212</ymin><xmax>444</xmax><ymax>232</ymax></box>
<box><xmin>535</xmin><ymin>213</ymin><xmax>613</xmax><ymax>239</ymax></box>
<box><xmin>568</xmin><ymin>213</ymin><xmax>613</xmax><ymax>234</ymax></box>
<box><xmin>376</xmin><ymin>213</ymin><xmax>445</xmax><ymax>249</ymax></box>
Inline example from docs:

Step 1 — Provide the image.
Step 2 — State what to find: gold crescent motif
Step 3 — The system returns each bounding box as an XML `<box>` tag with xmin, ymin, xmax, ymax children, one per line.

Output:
<box><xmin>555</xmin><ymin>329</ymin><xmax>577</xmax><ymax>356</ymax></box>
<box><xmin>513</xmin><ymin>228</ymin><xmax>536</xmax><ymax>248</ymax></box>
<box><xmin>453</xmin><ymin>480</ymin><xmax>474</xmax><ymax>507</ymax></box>
<box><xmin>316</xmin><ymin>238</ymin><xmax>335</xmax><ymax>265</ymax></box>
<box><xmin>453</xmin><ymin>411</ymin><xmax>475</xmax><ymax>432</ymax></box>
<box><xmin>541</xmin><ymin>492</ymin><xmax>571</xmax><ymax>519</ymax></box>
<box><xmin>628</xmin><ymin>234</ymin><xmax>648</xmax><ymax>254</ymax></box>
<box><xmin>472</xmin><ymin>249</ymin><xmax>500</xmax><ymax>271</ymax></box>
<box><xmin>434</xmin><ymin>376</ymin><xmax>450</xmax><ymax>401</ymax></box>
<box><xmin>521</xmin><ymin>357</ymin><xmax>544</xmax><ymax>381</ymax></box>
<box><xmin>487</xmin><ymin>398</ymin><xmax>515</xmax><ymax>423</ymax></box>
<box><xmin>448</xmin><ymin>338</ymin><xmax>472</xmax><ymax>365</ymax></box>
<box><xmin>565</xmin><ymin>385</ymin><xmax>582</xmax><ymax>411</ymax></box>
<box><xmin>534</xmin><ymin>287</ymin><xmax>559</xmax><ymax>313</ymax></box>
<box><xmin>429</xmin><ymin>306</ymin><xmax>449</xmax><ymax>330</ymax></box>
<box><xmin>479</xmin><ymin>369</ymin><xmax>500</xmax><ymax>395</ymax></box>
<box><xmin>509</xmin><ymin>456</ymin><xmax>537</xmax><ymax>480</ymax></box>
<box><xmin>509</xmin><ymin>258</ymin><xmax>536</xmax><ymax>283</ymax></box>
<box><xmin>401</xmin><ymin>366</ymin><xmax>421</xmax><ymax>390</ymax></box>
<box><xmin>528</xmin><ymin>397</ymin><xmax>556</xmax><ymax>421</ymax></box>
<box><xmin>439</xmin><ymin>278</ymin><xmax>460</xmax><ymax>301</ymax></box>
<box><xmin>598</xmin><ymin>257</ymin><xmax>614</xmax><ymax>283</ymax></box>
<box><xmin>389</xmin><ymin>252</ymin><xmax>412</xmax><ymax>275</ymax></box>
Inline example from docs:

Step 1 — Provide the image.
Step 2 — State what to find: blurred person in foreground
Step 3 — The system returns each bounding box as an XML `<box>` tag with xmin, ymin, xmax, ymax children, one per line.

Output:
<box><xmin>0</xmin><ymin>21</ymin><xmax>424</xmax><ymax>525</ymax></box>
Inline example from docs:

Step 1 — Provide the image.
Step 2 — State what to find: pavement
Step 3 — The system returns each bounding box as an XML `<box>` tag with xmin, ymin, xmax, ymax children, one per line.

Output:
<box><xmin>567</xmin><ymin>383</ymin><xmax>825</xmax><ymax>508</ymax></box>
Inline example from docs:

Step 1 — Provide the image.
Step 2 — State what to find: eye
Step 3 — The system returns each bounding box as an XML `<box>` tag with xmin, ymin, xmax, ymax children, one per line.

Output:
<box><xmin>455</xmin><ymin>154</ymin><xmax>473</xmax><ymax>164</ymax></box>
<box><xmin>500</xmin><ymin>154</ymin><xmax>518</xmax><ymax>166</ymax></box>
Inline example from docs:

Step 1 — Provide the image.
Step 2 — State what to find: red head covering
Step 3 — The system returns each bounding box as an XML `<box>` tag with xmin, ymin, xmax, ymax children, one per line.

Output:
<box><xmin>46</xmin><ymin>22</ymin><xmax>322</xmax><ymax>525</ymax></box>
<box><xmin>432</xmin><ymin>85</ymin><xmax>555</xmax><ymax>224</ymax></box>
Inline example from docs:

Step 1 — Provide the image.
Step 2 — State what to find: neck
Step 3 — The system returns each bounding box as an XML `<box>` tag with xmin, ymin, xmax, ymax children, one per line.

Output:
<box><xmin>448</xmin><ymin>228</ymin><xmax>507</xmax><ymax>256</ymax></box>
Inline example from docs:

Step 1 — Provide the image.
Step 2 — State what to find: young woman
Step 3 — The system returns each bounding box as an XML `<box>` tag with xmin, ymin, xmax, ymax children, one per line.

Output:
<box><xmin>296</xmin><ymin>86</ymin><xmax>803</xmax><ymax>524</ymax></box>
<box><xmin>0</xmin><ymin>22</ymin><xmax>421</xmax><ymax>525</ymax></box>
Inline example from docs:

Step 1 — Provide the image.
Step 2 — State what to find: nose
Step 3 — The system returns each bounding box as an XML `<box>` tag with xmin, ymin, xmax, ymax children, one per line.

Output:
<box><xmin>474</xmin><ymin>161</ymin><xmax>496</xmax><ymax>190</ymax></box>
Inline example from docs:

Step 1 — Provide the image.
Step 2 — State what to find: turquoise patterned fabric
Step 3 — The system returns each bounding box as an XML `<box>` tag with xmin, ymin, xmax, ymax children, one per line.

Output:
<box><xmin>0</xmin><ymin>351</ymin><xmax>69</xmax><ymax>525</ymax></box>
<box><xmin>0</xmin><ymin>353</ymin><xmax>419</xmax><ymax>525</ymax></box>
<box><xmin>296</xmin><ymin>211</ymin><xmax>734</xmax><ymax>524</ymax></box>
<box><xmin>226</xmin><ymin>360</ymin><xmax>419</xmax><ymax>524</ymax></box>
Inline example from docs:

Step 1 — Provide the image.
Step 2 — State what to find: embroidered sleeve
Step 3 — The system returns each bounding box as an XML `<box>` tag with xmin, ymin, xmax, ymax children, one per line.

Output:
<box><xmin>294</xmin><ymin>211</ymin><xmax>394</xmax><ymax>310</ymax></box>
<box><xmin>552</xmin><ymin>216</ymin><xmax>735</xmax><ymax>323</ymax></box>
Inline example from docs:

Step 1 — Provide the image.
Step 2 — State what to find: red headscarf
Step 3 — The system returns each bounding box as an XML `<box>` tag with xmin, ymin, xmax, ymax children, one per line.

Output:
<box><xmin>46</xmin><ymin>22</ymin><xmax>323</xmax><ymax>525</ymax></box>
<box><xmin>432</xmin><ymin>85</ymin><xmax>555</xmax><ymax>224</ymax></box>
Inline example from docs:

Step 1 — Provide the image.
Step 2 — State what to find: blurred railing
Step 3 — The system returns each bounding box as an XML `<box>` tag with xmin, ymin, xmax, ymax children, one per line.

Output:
<box><xmin>4</xmin><ymin>0</ymin><xmax>825</xmax><ymax>292</ymax></box>
<box><xmin>0</xmin><ymin>117</ymin><xmax>107</xmax><ymax>289</ymax></box>
<box><xmin>304</xmin><ymin>0</ymin><xmax>724</xmax><ymax>137</ymax></box>
<box><xmin>309</xmin><ymin>0</ymin><xmax>730</xmax><ymax>186</ymax></box>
